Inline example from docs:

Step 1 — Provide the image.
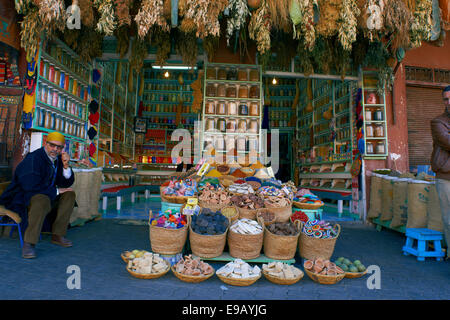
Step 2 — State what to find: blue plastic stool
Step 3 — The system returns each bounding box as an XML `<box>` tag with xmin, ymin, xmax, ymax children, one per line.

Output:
<box><xmin>402</xmin><ymin>228</ymin><xmax>445</xmax><ymax>261</ymax></box>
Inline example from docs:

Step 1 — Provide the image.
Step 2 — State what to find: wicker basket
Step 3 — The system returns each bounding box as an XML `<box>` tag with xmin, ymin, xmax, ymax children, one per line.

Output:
<box><xmin>304</xmin><ymin>268</ymin><xmax>345</xmax><ymax>285</ymax></box>
<box><xmin>126</xmin><ymin>263</ymin><xmax>170</xmax><ymax>280</ymax></box>
<box><xmin>171</xmin><ymin>266</ymin><xmax>215</xmax><ymax>283</ymax></box>
<box><xmin>121</xmin><ymin>253</ymin><xmax>129</xmax><ymax>263</ymax></box>
<box><xmin>218</xmin><ymin>175</ymin><xmax>237</xmax><ymax>187</ymax></box>
<box><xmin>221</xmin><ymin>205</ymin><xmax>239</xmax><ymax>222</ymax></box>
<box><xmin>297</xmin><ymin>221</ymin><xmax>341</xmax><ymax>260</ymax></box>
<box><xmin>216</xmin><ymin>165</ymin><xmax>231</xmax><ymax>176</ymax></box>
<box><xmin>240</xmin><ymin>167</ymin><xmax>255</xmax><ymax>177</ymax></box>
<box><xmin>262</xmin><ymin>221</ymin><xmax>300</xmax><ymax>260</ymax></box>
<box><xmin>160</xmin><ymin>192</ymin><xmax>192</xmax><ymax>204</ymax></box>
<box><xmin>264</xmin><ymin>200</ymin><xmax>292</xmax><ymax>223</ymax></box>
<box><xmin>262</xmin><ymin>269</ymin><xmax>304</xmax><ymax>285</ymax></box>
<box><xmin>227</xmin><ymin>219</ymin><xmax>264</xmax><ymax>259</ymax></box>
<box><xmin>293</xmin><ymin>201</ymin><xmax>324</xmax><ymax>210</ymax></box>
<box><xmin>216</xmin><ymin>273</ymin><xmax>260</xmax><ymax>286</ymax></box>
<box><xmin>149</xmin><ymin>210</ymin><xmax>188</xmax><ymax>254</ymax></box>
<box><xmin>189</xmin><ymin>223</ymin><xmax>228</xmax><ymax>258</ymax></box>
<box><xmin>345</xmin><ymin>269</ymin><xmax>368</xmax><ymax>279</ymax></box>
<box><xmin>236</xmin><ymin>206</ymin><xmax>260</xmax><ymax>220</ymax></box>
<box><xmin>198</xmin><ymin>200</ymin><xmax>230</xmax><ymax>213</ymax></box>
<box><xmin>256</xmin><ymin>208</ymin><xmax>276</xmax><ymax>226</ymax></box>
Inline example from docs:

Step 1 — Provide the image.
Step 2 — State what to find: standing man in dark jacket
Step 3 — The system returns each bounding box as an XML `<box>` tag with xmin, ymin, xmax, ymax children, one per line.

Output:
<box><xmin>0</xmin><ymin>132</ymin><xmax>76</xmax><ymax>258</ymax></box>
<box><xmin>431</xmin><ymin>85</ymin><xmax>450</xmax><ymax>259</ymax></box>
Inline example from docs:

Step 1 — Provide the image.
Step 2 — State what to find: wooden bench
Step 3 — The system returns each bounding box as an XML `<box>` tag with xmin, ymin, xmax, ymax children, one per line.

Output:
<box><xmin>0</xmin><ymin>182</ymin><xmax>23</xmax><ymax>247</ymax></box>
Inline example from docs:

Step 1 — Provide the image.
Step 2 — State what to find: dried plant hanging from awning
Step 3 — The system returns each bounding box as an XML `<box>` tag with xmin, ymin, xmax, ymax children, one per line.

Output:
<box><xmin>78</xmin><ymin>0</ymin><xmax>95</xmax><ymax>27</ymax></box>
<box><xmin>266</xmin><ymin>0</ymin><xmax>292</xmax><ymax>33</ymax></box>
<box><xmin>383</xmin><ymin>0</ymin><xmax>413</xmax><ymax>50</ymax></box>
<box><xmin>130</xmin><ymin>37</ymin><xmax>148</xmax><ymax>72</ymax></box>
<box><xmin>249</xmin><ymin>0</ymin><xmax>272</xmax><ymax>54</ymax></box>
<box><xmin>183</xmin><ymin>0</ymin><xmax>229</xmax><ymax>39</ymax></box>
<box><xmin>94</xmin><ymin>0</ymin><xmax>117</xmax><ymax>35</ymax></box>
<box><xmin>115</xmin><ymin>26</ymin><xmax>130</xmax><ymax>58</ymax></box>
<box><xmin>135</xmin><ymin>0</ymin><xmax>170</xmax><ymax>39</ymax></box>
<box><xmin>203</xmin><ymin>35</ymin><xmax>220</xmax><ymax>61</ymax></box>
<box><xmin>225</xmin><ymin>0</ymin><xmax>250</xmax><ymax>46</ymax></box>
<box><xmin>19</xmin><ymin>6</ymin><xmax>41</xmax><ymax>61</ymax></box>
<box><xmin>291</xmin><ymin>0</ymin><xmax>316</xmax><ymax>51</ymax></box>
<box><xmin>152</xmin><ymin>27</ymin><xmax>171</xmax><ymax>67</ymax></box>
<box><xmin>362</xmin><ymin>0</ymin><xmax>384</xmax><ymax>41</ymax></box>
<box><xmin>37</xmin><ymin>0</ymin><xmax>66</xmax><ymax>34</ymax></box>
<box><xmin>115</xmin><ymin>0</ymin><xmax>133</xmax><ymax>27</ymax></box>
<box><xmin>175</xmin><ymin>31</ymin><xmax>198</xmax><ymax>68</ymax></box>
<box><xmin>338</xmin><ymin>0</ymin><xmax>361</xmax><ymax>51</ymax></box>
<box><xmin>315</xmin><ymin>0</ymin><xmax>342</xmax><ymax>38</ymax></box>
<box><xmin>409</xmin><ymin>0</ymin><xmax>433</xmax><ymax>48</ymax></box>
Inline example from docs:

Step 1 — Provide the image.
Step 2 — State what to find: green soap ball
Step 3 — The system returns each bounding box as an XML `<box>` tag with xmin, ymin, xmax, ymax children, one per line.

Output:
<box><xmin>357</xmin><ymin>264</ymin><xmax>366</xmax><ymax>272</ymax></box>
<box><xmin>343</xmin><ymin>258</ymin><xmax>351</xmax><ymax>266</ymax></box>
<box><xmin>349</xmin><ymin>266</ymin><xmax>358</xmax><ymax>273</ymax></box>
<box><xmin>341</xmin><ymin>264</ymin><xmax>349</xmax><ymax>272</ymax></box>
<box><xmin>337</xmin><ymin>257</ymin><xmax>345</xmax><ymax>263</ymax></box>
<box><xmin>354</xmin><ymin>260</ymin><xmax>362</xmax><ymax>265</ymax></box>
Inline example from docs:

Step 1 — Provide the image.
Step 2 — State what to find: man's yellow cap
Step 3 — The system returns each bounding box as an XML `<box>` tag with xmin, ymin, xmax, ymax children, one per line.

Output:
<box><xmin>47</xmin><ymin>132</ymin><xmax>65</xmax><ymax>144</ymax></box>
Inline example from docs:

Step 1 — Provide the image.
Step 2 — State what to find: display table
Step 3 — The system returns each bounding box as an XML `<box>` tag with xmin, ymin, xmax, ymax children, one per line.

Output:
<box><xmin>191</xmin><ymin>253</ymin><xmax>296</xmax><ymax>265</ymax></box>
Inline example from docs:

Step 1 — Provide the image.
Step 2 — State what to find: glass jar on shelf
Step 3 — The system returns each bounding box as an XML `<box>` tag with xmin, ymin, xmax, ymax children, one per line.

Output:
<box><xmin>374</xmin><ymin>124</ymin><xmax>384</xmax><ymax>137</ymax></box>
<box><xmin>374</xmin><ymin>108</ymin><xmax>384</xmax><ymax>121</ymax></box>
<box><xmin>249</xmin><ymin>69</ymin><xmax>259</xmax><ymax>82</ymax></box>
<box><xmin>205</xmin><ymin>100</ymin><xmax>215</xmax><ymax>114</ymax></box>
<box><xmin>364</xmin><ymin>109</ymin><xmax>373</xmax><ymax>121</ymax></box>
<box><xmin>226</xmin><ymin>85</ymin><xmax>237</xmax><ymax>98</ymax></box>
<box><xmin>249</xmin><ymin>102</ymin><xmax>259</xmax><ymax>116</ymax></box>
<box><xmin>238</xmin><ymin>69</ymin><xmax>248</xmax><ymax>81</ymax></box>
<box><xmin>205</xmin><ymin>118</ymin><xmax>215</xmax><ymax>131</ymax></box>
<box><xmin>249</xmin><ymin>119</ymin><xmax>259</xmax><ymax>133</ymax></box>
<box><xmin>227</xmin><ymin>68</ymin><xmax>237</xmax><ymax>80</ymax></box>
<box><xmin>366</xmin><ymin>141</ymin><xmax>374</xmax><ymax>154</ymax></box>
<box><xmin>216</xmin><ymin>101</ymin><xmax>227</xmax><ymax>115</ymax></box>
<box><xmin>217</xmin><ymin>68</ymin><xmax>227</xmax><ymax>80</ymax></box>
<box><xmin>238</xmin><ymin>119</ymin><xmax>247</xmax><ymax>132</ymax></box>
<box><xmin>366</xmin><ymin>124</ymin><xmax>374</xmax><ymax>137</ymax></box>
<box><xmin>238</xmin><ymin>103</ymin><xmax>249</xmax><ymax>116</ymax></box>
<box><xmin>217</xmin><ymin>118</ymin><xmax>226</xmax><ymax>132</ymax></box>
<box><xmin>238</xmin><ymin>85</ymin><xmax>249</xmax><ymax>98</ymax></box>
<box><xmin>228</xmin><ymin>101</ymin><xmax>238</xmax><ymax>115</ymax></box>
<box><xmin>217</xmin><ymin>84</ymin><xmax>226</xmax><ymax>97</ymax></box>
<box><xmin>249</xmin><ymin>85</ymin><xmax>259</xmax><ymax>98</ymax></box>
<box><xmin>236</xmin><ymin>136</ymin><xmax>247</xmax><ymax>151</ymax></box>
<box><xmin>225</xmin><ymin>136</ymin><xmax>235</xmax><ymax>151</ymax></box>
<box><xmin>375</xmin><ymin>141</ymin><xmax>386</xmax><ymax>154</ymax></box>
<box><xmin>206</xmin><ymin>83</ymin><xmax>216</xmax><ymax>97</ymax></box>
<box><xmin>226</xmin><ymin>119</ymin><xmax>237</xmax><ymax>132</ymax></box>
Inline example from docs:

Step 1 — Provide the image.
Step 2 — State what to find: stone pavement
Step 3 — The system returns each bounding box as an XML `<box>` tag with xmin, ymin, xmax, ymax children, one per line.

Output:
<box><xmin>1</xmin><ymin>200</ymin><xmax>449</xmax><ymax>300</ymax></box>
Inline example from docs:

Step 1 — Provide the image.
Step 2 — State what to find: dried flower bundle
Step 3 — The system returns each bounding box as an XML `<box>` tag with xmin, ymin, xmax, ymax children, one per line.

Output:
<box><xmin>115</xmin><ymin>0</ymin><xmax>132</xmax><ymax>27</ymax></box>
<box><xmin>292</xmin><ymin>0</ymin><xmax>316</xmax><ymax>51</ymax></box>
<box><xmin>225</xmin><ymin>0</ymin><xmax>250</xmax><ymax>46</ymax></box>
<box><xmin>183</xmin><ymin>0</ymin><xmax>228</xmax><ymax>39</ymax></box>
<box><xmin>95</xmin><ymin>0</ymin><xmax>117</xmax><ymax>35</ymax></box>
<box><xmin>78</xmin><ymin>0</ymin><xmax>95</xmax><ymax>27</ymax></box>
<box><xmin>409</xmin><ymin>0</ymin><xmax>432</xmax><ymax>48</ymax></box>
<box><xmin>130</xmin><ymin>37</ymin><xmax>148</xmax><ymax>72</ymax></box>
<box><xmin>20</xmin><ymin>6</ymin><xmax>41</xmax><ymax>61</ymax></box>
<box><xmin>176</xmin><ymin>31</ymin><xmax>198</xmax><ymax>68</ymax></box>
<box><xmin>338</xmin><ymin>0</ymin><xmax>361</xmax><ymax>51</ymax></box>
<box><xmin>266</xmin><ymin>0</ymin><xmax>291</xmax><ymax>32</ymax></box>
<box><xmin>248</xmin><ymin>0</ymin><xmax>272</xmax><ymax>54</ymax></box>
<box><xmin>383</xmin><ymin>0</ymin><xmax>413</xmax><ymax>50</ymax></box>
<box><xmin>316</xmin><ymin>0</ymin><xmax>341</xmax><ymax>38</ymax></box>
<box><xmin>135</xmin><ymin>0</ymin><xmax>170</xmax><ymax>39</ymax></box>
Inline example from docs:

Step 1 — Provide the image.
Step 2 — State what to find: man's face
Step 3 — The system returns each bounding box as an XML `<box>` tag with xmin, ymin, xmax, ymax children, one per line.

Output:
<box><xmin>45</xmin><ymin>140</ymin><xmax>64</xmax><ymax>159</ymax></box>
<box><xmin>444</xmin><ymin>90</ymin><xmax>450</xmax><ymax>114</ymax></box>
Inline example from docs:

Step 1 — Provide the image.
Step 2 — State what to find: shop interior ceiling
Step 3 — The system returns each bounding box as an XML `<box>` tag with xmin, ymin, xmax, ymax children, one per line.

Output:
<box><xmin>15</xmin><ymin>0</ymin><xmax>446</xmax><ymax>88</ymax></box>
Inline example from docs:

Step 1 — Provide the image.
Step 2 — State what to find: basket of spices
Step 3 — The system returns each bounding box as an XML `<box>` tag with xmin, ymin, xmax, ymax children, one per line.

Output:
<box><xmin>216</xmin><ymin>164</ymin><xmax>230</xmax><ymax>175</ymax></box>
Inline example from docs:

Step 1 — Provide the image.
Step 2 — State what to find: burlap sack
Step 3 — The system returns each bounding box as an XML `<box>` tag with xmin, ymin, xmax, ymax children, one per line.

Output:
<box><xmin>70</xmin><ymin>171</ymin><xmax>90</xmax><ymax>223</ymax></box>
<box><xmin>88</xmin><ymin>169</ymin><xmax>103</xmax><ymax>218</ymax></box>
<box><xmin>426</xmin><ymin>183</ymin><xmax>444</xmax><ymax>232</ymax></box>
<box><xmin>406</xmin><ymin>180</ymin><xmax>431</xmax><ymax>229</ymax></box>
<box><xmin>390</xmin><ymin>178</ymin><xmax>410</xmax><ymax>228</ymax></box>
<box><xmin>380</xmin><ymin>176</ymin><xmax>394</xmax><ymax>221</ymax></box>
<box><xmin>367</xmin><ymin>174</ymin><xmax>382</xmax><ymax>218</ymax></box>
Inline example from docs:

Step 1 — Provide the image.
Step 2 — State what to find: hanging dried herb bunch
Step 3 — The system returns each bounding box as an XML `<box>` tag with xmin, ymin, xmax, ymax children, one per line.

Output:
<box><xmin>15</xmin><ymin>0</ymin><xmax>34</xmax><ymax>14</ymax></box>
<box><xmin>75</xmin><ymin>27</ymin><xmax>104</xmax><ymax>62</ymax></box>
<box><xmin>203</xmin><ymin>36</ymin><xmax>220</xmax><ymax>61</ymax></box>
<box><xmin>383</xmin><ymin>0</ymin><xmax>413</xmax><ymax>50</ymax></box>
<box><xmin>130</xmin><ymin>37</ymin><xmax>148</xmax><ymax>72</ymax></box>
<box><xmin>152</xmin><ymin>27</ymin><xmax>171</xmax><ymax>67</ymax></box>
<box><xmin>296</xmin><ymin>42</ymin><xmax>314</xmax><ymax>76</ymax></box>
<box><xmin>135</xmin><ymin>0</ymin><xmax>170</xmax><ymax>39</ymax></box>
<box><xmin>338</xmin><ymin>0</ymin><xmax>360</xmax><ymax>51</ymax></box>
<box><xmin>266</xmin><ymin>0</ymin><xmax>291</xmax><ymax>33</ymax></box>
<box><xmin>225</xmin><ymin>0</ymin><xmax>250</xmax><ymax>46</ymax></box>
<box><xmin>115</xmin><ymin>25</ymin><xmax>130</xmax><ymax>58</ymax></box>
<box><xmin>94</xmin><ymin>0</ymin><xmax>117</xmax><ymax>36</ymax></box>
<box><xmin>271</xmin><ymin>31</ymin><xmax>297</xmax><ymax>71</ymax></box>
<box><xmin>20</xmin><ymin>6</ymin><xmax>41</xmax><ymax>61</ymax></box>
<box><xmin>248</xmin><ymin>0</ymin><xmax>272</xmax><ymax>54</ymax></box>
<box><xmin>114</xmin><ymin>0</ymin><xmax>132</xmax><ymax>27</ymax></box>
<box><xmin>191</xmin><ymin>70</ymin><xmax>203</xmax><ymax>113</ymax></box>
<box><xmin>316</xmin><ymin>0</ymin><xmax>342</xmax><ymax>38</ymax></box>
<box><xmin>310</xmin><ymin>36</ymin><xmax>333</xmax><ymax>74</ymax></box>
<box><xmin>175</xmin><ymin>31</ymin><xmax>198</xmax><ymax>68</ymax></box>
<box><xmin>37</xmin><ymin>0</ymin><xmax>66</xmax><ymax>34</ymax></box>
<box><xmin>292</xmin><ymin>0</ymin><xmax>315</xmax><ymax>51</ymax></box>
<box><xmin>409</xmin><ymin>0</ymin><xmax>432</xmax><ymax>48</ymax></box>
<box><xmin>78</xmin><ymin>0</ymin><xmax>95</xmax><ymax>27</ymax></box>
<box><xmin>183</xmin><ymin>0</ymin><xmax>228</xmax><ymax>39</ymax></box>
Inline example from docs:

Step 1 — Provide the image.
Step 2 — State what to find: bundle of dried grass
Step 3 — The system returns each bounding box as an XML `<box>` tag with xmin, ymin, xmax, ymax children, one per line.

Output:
<box><xmin>115</xmin><ymin>26</ymin><xmax>130</xmax><ymax>58</ymax></box>
<box><xmin>176</xmin><ymin>31</ymin><xmax>198</xmax><ymax>68</ymax></box>
<box><xmin>225</xmin><ymin>0</ymin><xmax>250</xmax><ymax>46</ymax></box>
<box><xmin>78</xmin><ymin>0</ymin><xmax>95</xmax><ymax>27</ymax></box>
<box><xmin>248</xmin><ymin>0</ymin><xmax>272</xmax><ymax>54</ymax></box>
<box><xmin>383</xmin><ymin>0</ymin><xmax>413</xmax><ymax>50</ymax></box>
<box><xmin>409</xmin><ymin>0</ymin><xmax>433</xmax><ymax>48</ymax></box>
<box><xmin>135</xmin><ymin>0</ymin><xmax>170</xmax><ymax>39</ymax></box>
<box><xmin>94</xmin><ymin>0</ymin><xmax>117</xmax><ymax>35</ymax></box>
<box><xmin>152</xmin><ymin>28</ymin><xmax>171</xmax><ymax>67</ymax></box>
<box><xmin>293</xmin><ymin>0</ymin><xmax>316</xmax><ymax>51</ymax></box>
<box><xmin>316</xmin><ymin>0</ymin><xmax>341</xmax><ymax>38</ymax></box>
<box><xmin>338</xmin><ymin>0</ymin><xmax>361</xmax><ymax>51</ymax></box>
<box><xmin>266</xmin><ymin>0</ymin><xmax>291</xmax><ymax>33</ymax></box>
<box><xmin>191</xmin><ymin>71</ymin><xmax>203</xmax><ymax>113</ymax></box>
<box><xmin>115</xmin><ymin>0</ymin><xmax>132</xmax><ymax>27</ymax></box>
<box><xmin>203</xmin><ymin>36</ymin><xmax>220</xmax><ymax>62</ymax></box>
<box><xmin>179</xmin><ymin>18</ymin><xmax>196</xmax><ymax>33</ymax></box>
<box><xmin>130</xmin><ymin>37</ymin><xmax>148</xmax><ymax>72</ymax></box>
<box><xmin>20</xmin><ymin>6</ymin><xmax>42</xmax><ymax>61</ymax></box>
<box><xmin>183</xmin><ymin>0</ymin><xmax>228</xmax><ymax>39</ymax></box>
<box><xmin>37</xmin><ymin>0</ymin><xmax>66</xmax><ymax>34</ymax></box>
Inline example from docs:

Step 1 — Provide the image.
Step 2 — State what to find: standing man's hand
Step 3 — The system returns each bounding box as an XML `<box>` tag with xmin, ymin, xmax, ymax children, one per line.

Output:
<box><xmin>61</xmin><ymin>152</ymin><xmax>70</xmax><ymax>169</ymax></box>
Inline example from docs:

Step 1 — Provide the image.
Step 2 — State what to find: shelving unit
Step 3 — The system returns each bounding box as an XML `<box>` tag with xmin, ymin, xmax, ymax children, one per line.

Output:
<box><xmin>361</xmin><ymin>71</ymin><xmax>388</xmax><ymax>158</ymax></box>
<box><xmin>135</xmin><ymin>67</ymin><xmax>199</xmax><ymax>165</ymax></box>
<box><xmin>200</xmin><ymin>62</ymin><xmax>263</xmax><ymax>161</ymax></box>
<box><xmin>32</xmin><ymin>36</ymin><xmax>91</xmax><ymax>161</ymax></box>
<box><xmin>296</xmin><ymin>78</ymin><xmax>357</xmax><ymax>214</ymax></box>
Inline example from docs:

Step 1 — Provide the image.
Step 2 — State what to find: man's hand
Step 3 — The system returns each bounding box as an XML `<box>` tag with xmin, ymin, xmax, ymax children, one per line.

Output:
<box><xmin>61</xmin><ymin>152</ymin><xmax>70</xmax><ymax>169</ymax></box>
<box><xmin>59</xmin><ymin>188</ymin><xmax>73</xmax><ymax>194</ymax></box>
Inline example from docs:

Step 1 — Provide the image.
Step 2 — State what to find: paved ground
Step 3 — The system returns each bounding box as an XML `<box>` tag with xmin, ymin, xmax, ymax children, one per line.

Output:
<box><xmin>1</xmin><ymin>198</ymin><xmax>449</xmax><ymax>301</ymax></box>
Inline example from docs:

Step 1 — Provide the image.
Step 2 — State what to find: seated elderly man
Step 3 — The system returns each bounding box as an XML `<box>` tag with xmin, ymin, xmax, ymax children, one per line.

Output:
<box><xmin>0</xmin><ymin>132</ymin><xmax>76</xmax><ymax>258</ymax></box>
